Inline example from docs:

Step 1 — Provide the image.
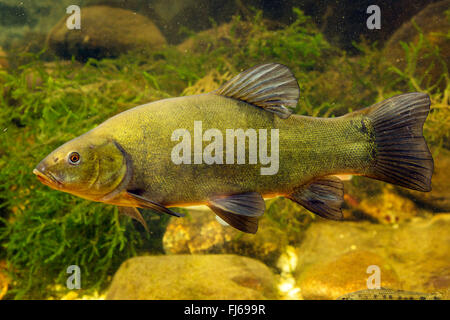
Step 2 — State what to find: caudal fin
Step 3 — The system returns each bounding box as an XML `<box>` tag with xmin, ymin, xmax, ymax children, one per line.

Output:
<box><xmin>365</xmin><ymin>93</ymin><xmax>433</xmax><ymax>192</ymax></box>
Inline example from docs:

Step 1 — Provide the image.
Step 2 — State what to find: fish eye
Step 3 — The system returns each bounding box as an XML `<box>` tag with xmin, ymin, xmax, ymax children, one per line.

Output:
<box><xmin>68</xmin><ymin>152</ymin><xmax>81</xmax><ymax>165</ymax></box>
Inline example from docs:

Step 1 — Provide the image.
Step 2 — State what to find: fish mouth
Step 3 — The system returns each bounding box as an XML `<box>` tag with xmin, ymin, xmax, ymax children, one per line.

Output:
<box><xmin>33</xmin><ymin>168</ymin><xmax>63</xmax><ymax>188</ymax></box>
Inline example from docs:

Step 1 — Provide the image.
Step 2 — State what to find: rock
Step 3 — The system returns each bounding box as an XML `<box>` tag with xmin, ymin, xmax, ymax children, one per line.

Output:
<box><xmin>106</xmin><ymin>254</ymin><xmax>278</xmax><ymax>300</ymax></box>
<box><xmin>298</xmin><ymin>250</ymin><xmax>400</xmax><ymax>299</ymax></box>
<box><xmin>288</xmin><ymin>0</ymin><xmax>436</xmax><ymax>52</ymax></box>
<box><xmin>152</xmin><ymin>0</ymin><xmax>434</xmax><ymax>49</ymax></box>
<box><xmin>0</xmin><ymin>0</ymin><xmax>437</xmax><ymax>53</ymax></box>
<box><xmin>383</xmin><ymin>0</ymin><xmax>450</xmax><ymax>89</ymax></box>
<box><xmin>0</xmin><ymin>47</ymin><xmax>8</xmax><ymax>69</ymax></box>
<box><xmin>163</xmin><ymin>207</ymin><xmax>236</xmax><ymax>255</ymax></box>
<box><xmin>162</xmin><ymin>207</ymin><xmax>288</xmax><ymax>268</ymax></box>
<box><xmin>145</xmin><ymin>0</ymin><xmax>246</xmax><ymax>44</ymax></box>
<box><xmin>341</xmin><ymin>173</ymin><xmax>437</xmax><ymax>223</ymax></box>
<box><xmin>47</xmin><ymin>6</ymin><xmax>166</xmax><ymax>60</ymax></box>
<box><xmin>83</xmin><ymin>0</ymin><xmax>293</xmax><ymax>45</ymax></box>
<box><xmin>397</xmin><ymin>148</ymin><xmax>450</xmax><ymax>212</ymax></box>
<box><xmin>346</xmin><ymin>184</ymin><xmax>425</xmax><ymax>223</ymax></box>
<box><xmin>177</xmin><ymin>21</ymin><xmax>252</xmax><ymax>54</ymax></box>
<box><xmin>163</xmin><ymin>200</ymin><xmax>312</xmax><ymax>269</ymax></box>
<box><xmin>294</xmin><ymin>214</ymin><xmax>450</xmax><ymax>299</ymax></box>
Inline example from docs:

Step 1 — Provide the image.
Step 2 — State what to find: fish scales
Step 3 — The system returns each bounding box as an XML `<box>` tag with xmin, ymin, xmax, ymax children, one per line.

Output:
<box><xmin>90</xmin><ymin>94</ymin><xmax>374</xmax><ymax>205</ymax></box>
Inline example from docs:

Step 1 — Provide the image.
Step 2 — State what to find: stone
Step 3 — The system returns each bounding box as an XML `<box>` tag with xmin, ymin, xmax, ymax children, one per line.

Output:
<box><xmin>47</xmin><ymin>6</ymin><xmax>166</xmax><ymax>60</ymax></box>
<box><xmin>286</xmin><ymin>0</ymin><xmax>436</xmax><ymax>52</ymax></box>
<box><xmin>163</xmin><ymin>200</ymin><xmax>312</xmax><ymax>269</ymax></box>
<box><xmin>162</xmin><ymin>207</ymin><xmax>289</xmax><ymax>268</ymax></box>
<box><xmin>106</xmin><ymin>254</ymin><xmax>278</xmax><ymax>300</ymax></box>
<box><xmin>163</xmin><ymin>207</ymin><xmax>236</xmax><ymax>255</ymax></box>
<box><xmin>298</xmin><ymin>250</ymin><xmax>400</xmax><ymax>300</ymax></box>
<box><xmin>347</xmin><ymin>185</ymin><xmax>425</xmax><ymax>224</ymax></box>
<box><xmin>294</xmin><ymin>214</ymin><xmax>450</xmax><ymax>299</ymax></box>
<box><xmin>145</xmin><ymin>0</ymin><xmax>241</xmax><ymax>44</ymax></box>
<box><xmin>177</xmin><ymin>21</ymin><xmax>252</xmax><ymax>54</ymax></box>
<box><xmin>163</xmin><ymin>0</ymin><xmax>434</xmax><ymax>49</ymax></box>
<box><xmin>383</xmin><ymin>0</ymin><xmax>450</xmax><ymax>89</ymax></box>
<box><xmin>84</xmin><ymin>0</ymin><xmax>293</xmax><ymax>45</ymax></box>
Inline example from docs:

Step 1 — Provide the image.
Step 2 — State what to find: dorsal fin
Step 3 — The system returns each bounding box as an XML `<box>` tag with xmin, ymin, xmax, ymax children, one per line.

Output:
<box><xmin>213</xmin><ymin>63</ymin><xmax>300</xmax><ymax>119</ymax></box>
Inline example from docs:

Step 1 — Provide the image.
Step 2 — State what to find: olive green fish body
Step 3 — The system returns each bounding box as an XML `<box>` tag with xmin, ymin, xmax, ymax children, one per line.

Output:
<box><xmin>34</xmin><ymin>63</ymin><xmax>434</xmax><ymax>233</ymax></box>
<box><xmin>89</xmin><ymin>94</ymin><xmax>375</xmax><ymax>206</ymax></box>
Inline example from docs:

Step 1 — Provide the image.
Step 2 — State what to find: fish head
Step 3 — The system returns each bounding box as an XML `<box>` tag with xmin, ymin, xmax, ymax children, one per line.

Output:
<box><xmin>33</xmin><ymin>135</ymin><xmax>129</xmax><ymax>201</ymax></box>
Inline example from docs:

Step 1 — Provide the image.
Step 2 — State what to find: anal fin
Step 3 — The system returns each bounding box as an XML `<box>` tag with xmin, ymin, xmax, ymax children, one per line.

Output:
<box><xmin>209</xmin><ymin>206</ymin><xmax>259</xmax><ymax>234</ymax></box>
<box><xmin>288</xmin><ymin>176</ymin><xmax>344</xmax><ymax>220</ymax></box>
<box><xmin>208</xmin><ymin>192</ymin><xmax>265</xmax><ymax>234</ymax></box>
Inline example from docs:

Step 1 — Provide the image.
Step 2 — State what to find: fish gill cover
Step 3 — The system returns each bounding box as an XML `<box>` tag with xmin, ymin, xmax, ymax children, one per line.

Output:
<box><xmin>0</xmin><ymin>3</ymin><xmax>448</xmax><ymax>299</ymax></box>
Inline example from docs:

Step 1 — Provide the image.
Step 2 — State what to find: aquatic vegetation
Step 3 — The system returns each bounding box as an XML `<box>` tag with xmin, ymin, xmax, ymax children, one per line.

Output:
<box><xmin>388</xmin><ymin>31</ymin><xmax>450</xmax><ymax>150</ymax></box>
<box><xmin>0</xmin><ymin>8</ymin><xmax>448</xmax><ymax>299</ymax></box>
<box><xmin>343</xmin><ymin>28</ymin><xmax>449</xmax><ymax>149</ymax></box>
<box><xmin>0</xmin><ymin>55</ymin><xmax>177</xmax><ymax>298</ymax></box>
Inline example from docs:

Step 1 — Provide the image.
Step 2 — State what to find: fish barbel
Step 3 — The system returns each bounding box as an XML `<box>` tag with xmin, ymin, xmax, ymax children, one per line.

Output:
<box><xmin>33</xmin><ymin>63</ymin><xmax>434</xmax><ymax>233</ymax></box>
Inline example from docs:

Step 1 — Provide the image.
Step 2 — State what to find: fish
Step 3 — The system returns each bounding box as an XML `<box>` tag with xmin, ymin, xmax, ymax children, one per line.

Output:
<box><xmin>337</xmin><ymin>288</ymin><xmax>444</xmax><ymax>300</ymax></box>
<box><xmin>33</xmin><ymin>63</ymin><xmax>434</xmax><ymax>233</ymax></box>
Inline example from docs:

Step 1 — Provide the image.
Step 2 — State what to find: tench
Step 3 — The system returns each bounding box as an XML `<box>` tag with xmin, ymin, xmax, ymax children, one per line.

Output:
<box><xmin>33</xmin><ymin>63</ymin><xmax>434</xmax><ymax>233</ymax></box>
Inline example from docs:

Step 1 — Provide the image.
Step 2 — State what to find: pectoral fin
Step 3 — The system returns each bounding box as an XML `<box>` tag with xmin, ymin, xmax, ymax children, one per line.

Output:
<box><xmin>288</xmin><ymin>176</ymin><xmax>344</xmax><ymax>220</ymax></box>
<box><xmin>125</xmin><ymin>191</ymin><xmax>185</xmax><ymax>218</ymax></box>
<box><xmin>207</xmin><ymin>192</ymin><xmax>265</xmax><ymax>234</ymax></box>
<box><xmin>118</xmin><ymin>206</ymin><xmax>149</xmax><ymax>232</ymax></box>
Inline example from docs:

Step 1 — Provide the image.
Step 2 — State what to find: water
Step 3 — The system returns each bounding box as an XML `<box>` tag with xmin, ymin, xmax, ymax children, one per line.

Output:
<box><xmin>0</xmin><ymin>0</ymin><xmax>448</xmax><ymax>300</ymax></box>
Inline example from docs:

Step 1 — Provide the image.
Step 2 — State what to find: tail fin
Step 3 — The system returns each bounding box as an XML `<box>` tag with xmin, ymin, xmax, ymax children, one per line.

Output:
<box><xmin>364</xmin><ymin>93</ymin><xmax>434</xmax><ymax>192</ymax></box>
